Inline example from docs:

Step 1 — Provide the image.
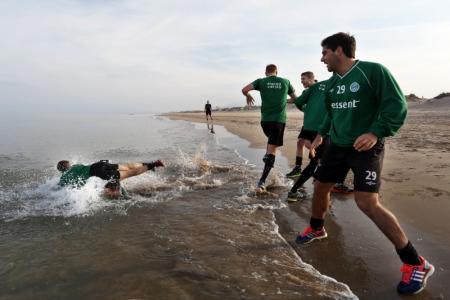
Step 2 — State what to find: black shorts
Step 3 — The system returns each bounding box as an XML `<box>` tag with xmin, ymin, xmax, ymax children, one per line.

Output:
<box><xmin>261</xmin><ymin>121</ymin><xmax>285</xmax><ymax>146</ymax></box>
<box><xmin>298</xmin><ymin>127</ymin><xmax>318</xmax><ymax>142</ymax></box>
<box><xmin>206</xmin><ymin>110</ymin><xmax>212</xmax><ymax>116</ymax></box>
<box><xmin>314</xmin><ymin>140</ymin><xmax>385</xmax><ymax>193</ymax></box>
<box><xmin>89</xmin><ymin>161</ymin><xmax>120</xmax><ymax>182</ymax></box>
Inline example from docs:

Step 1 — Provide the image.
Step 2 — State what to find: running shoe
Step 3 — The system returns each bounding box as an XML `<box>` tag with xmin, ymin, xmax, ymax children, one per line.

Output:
<box><xmin>295</xmin><ymin>226</ymin><xmax>327</xmax><ymax>244</ymax></box>
<box><xmin>397</xmin><ymin>256</ymin><xmax>434</xmax><ymax>295</ymax></box>
<box><xmin>331</xmin><ymin>183</ymin><xmax>354</xmax><ymax>194</ymax></box>
<box><xmin>257</xmin><ymin>180</ymin><xmax>267</xmax><ymax>192</ymax></box>
<box><xmin>286</xmin><ymin>165</ymin><xmax>302</xmax><ymax>179</ymax></box>
<box><xmin>287</xmin><ymin>189</ymin><xmax>308</xmax><ymax>202</ymax></box>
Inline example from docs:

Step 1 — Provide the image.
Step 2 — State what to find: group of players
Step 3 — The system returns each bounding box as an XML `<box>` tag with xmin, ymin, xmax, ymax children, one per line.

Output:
<box><xmin>55</xmin><ymin>31</ymin><xmax>433</xmax><ymax>295</ymax></box>
<box><xmin>241</xmin><ymin>32</ymin><xmax>434</xmax><ymax>295</ymax></box>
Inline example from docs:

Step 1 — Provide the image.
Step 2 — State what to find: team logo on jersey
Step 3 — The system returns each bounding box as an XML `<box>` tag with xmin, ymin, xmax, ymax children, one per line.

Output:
<box><xmin>350</xmin><ymin>82</ymin><xmax>360</xmax><ymax>93</ymax></box>
<box><xmin>319</xmin><ymin>84</ymin><xmax>326</xmax><ymax>91</ymax></box>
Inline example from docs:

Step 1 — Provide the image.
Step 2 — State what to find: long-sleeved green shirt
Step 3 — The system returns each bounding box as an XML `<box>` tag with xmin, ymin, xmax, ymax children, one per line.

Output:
<box><xmin>294</xmin><ymin>80</ymin><xmax>328</xmax><ymax>132</ymax></box>
<box><xmin>318</xmin><ymin>60</ymin><xmax>407</xmax><ymax>146</ymax></box>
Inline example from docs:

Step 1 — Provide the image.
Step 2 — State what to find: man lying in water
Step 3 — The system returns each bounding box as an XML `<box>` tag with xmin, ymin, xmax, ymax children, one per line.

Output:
<box><xmin>56</xmin><ymin>159</ymin><xmax>165</xmax><ymax>198</ymax></box>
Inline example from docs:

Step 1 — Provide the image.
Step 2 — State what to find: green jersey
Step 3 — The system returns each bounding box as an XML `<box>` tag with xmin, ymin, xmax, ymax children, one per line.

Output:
<box><xmin>252</xmin><ymin>76</ymin><xmax>295</xmax><ymax>123</ymax></box>
<box><xmin>59</xmin><ymin>164</ymin><xmax>91</xmax><ymax>187</ymax></box>
<box><xmin>319</xmin><ymin>60</ymin><xmax>407</xmax><ymax>147</ymax></box>
<box><xmin>294</xmin><ymin>80</ymin><xmax>328</xmax><ymax>132</ymax></box>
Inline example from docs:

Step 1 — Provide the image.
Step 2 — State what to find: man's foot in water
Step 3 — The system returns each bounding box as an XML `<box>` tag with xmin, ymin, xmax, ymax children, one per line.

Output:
<box><xmin>286</xmin><ymin>165</ymin><xmax>302</xmax><ymax>179</ymax></box>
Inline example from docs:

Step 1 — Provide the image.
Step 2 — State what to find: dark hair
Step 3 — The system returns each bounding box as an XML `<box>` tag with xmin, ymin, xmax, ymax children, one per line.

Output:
<box><xmin>321</xmin><ymin>32</ymin><xmax>356</xmax><ymax>58</ymax></box>
<box><xmin>265</xmin><ymin>64</ymin><xmax>277</xmax><ymax>74</ymax></box>
<box><xmin>105</xmin><ymin>181</ymin><xmax>120</xmax><ymax>191</ymax></box>
<box><xmin>301</xmin><ymin>71</ymin><xmax>315</xmax><ymax>79</ymax></box>
<box><xmin>57</xmin><ymin>160</ymin><xmax>70</xmax><ymax>172</ymax></box>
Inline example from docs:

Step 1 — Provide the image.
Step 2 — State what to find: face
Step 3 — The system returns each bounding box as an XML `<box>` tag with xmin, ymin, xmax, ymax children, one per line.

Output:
<box><xmin>321</xmin><ymin>46</ymin><xmax>339</xmax><ymax>72</ymax></box>
<box><xmin>103</xmin><ymin>187</ymin><xmax>121</xmax><ymax>199</ymax></box>
<box><xmin>300</xmin><ymin>75</ymin><xmax>314</xmax><ymax>88</ymax></box>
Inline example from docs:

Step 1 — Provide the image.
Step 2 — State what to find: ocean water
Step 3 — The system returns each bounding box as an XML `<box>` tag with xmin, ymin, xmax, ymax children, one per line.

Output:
<box><xmin>0</xmin><ymin>113</ymin><xmax>356</xmax><ymax>299</ymax></box>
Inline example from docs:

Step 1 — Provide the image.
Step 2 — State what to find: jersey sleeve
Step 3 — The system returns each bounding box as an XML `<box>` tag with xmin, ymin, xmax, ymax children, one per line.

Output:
<box><xmin>368</xmin><ymin>64</ymin><xmax>407</xmax><ymax>138</ymax></box>
<box><xmin>251</xmin><ymin>78</ymin><xmax>261</xmax><ymax>91</ymax></box>
<box><xmin>294</xmin><ymin>88</ymin><xmax>311</xmax><ymax>110</ymax></box>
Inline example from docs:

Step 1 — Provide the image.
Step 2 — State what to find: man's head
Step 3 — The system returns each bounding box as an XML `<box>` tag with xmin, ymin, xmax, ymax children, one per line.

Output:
<box><xmin>265</xmin><ymin>64</ymin><xmax>278</xmax><ymax>76</ymax></box>
<box><xmin>103</xmin><ymin>181</ymin><xmax>121</xmax><ymax>199</ymax></box>
<box><xmin>321</xmin><ymin>32</ymin><xmax>356</xmax><ymax>72</ymax></box>
<box><xmin>207</xmin><ymin>100</ymin><xmax>210</xmax><ymax>104</ymax></box>
<box><xmin>300</xmin><ymin>71</ymin><xmax>316</xmax><ymax>88</ymax></box>
<box><xmin>57</xmin><ymin>160</ymin><xmax>71</xmax><ymax>172</ymax></box>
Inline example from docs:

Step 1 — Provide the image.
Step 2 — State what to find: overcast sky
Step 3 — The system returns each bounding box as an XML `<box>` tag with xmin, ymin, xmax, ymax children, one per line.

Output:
<box><xmin>1</xmin><ymin>0</ymin><xmax>449</xmax><ymax>114</ymax></box>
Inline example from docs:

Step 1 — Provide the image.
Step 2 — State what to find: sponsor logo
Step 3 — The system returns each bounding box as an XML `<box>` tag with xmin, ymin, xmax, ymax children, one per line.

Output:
<box><xmin>267</xmin><ymin>82</ymin><xmax>282</xmax><ymax>89</ymax></box>
<box><xmin>331</xmin><ymin>99</ymin><xmax>360</xmax><ymax>109</ymax></box>
<box><xmin>350</xmin><ymin>82</ymin><xmax>360</xmax><ymax>93</ymax></box>
<box><xmin>366</xmin><ymin>181</ymin><xmax>377</xmax><ymax>186</ymax></box>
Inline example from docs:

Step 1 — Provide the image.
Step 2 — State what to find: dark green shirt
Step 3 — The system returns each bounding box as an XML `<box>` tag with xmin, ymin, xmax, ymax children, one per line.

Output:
<box><xmin>59</xmin><ymin>164</ymin><xmax>91</xmax><ymax>187</ymax></box>
<box><xmin>294</xmin><ymin>80</ymin><xmax>328</xmax><ymax>132</ymax></box>
<box><xmin>319</xmin><ymin>60</ymin><xmax>407</xmax><ymax>147</ymax></box>
<box><xmin>252</xmin><ymin>76</ymin><xmax>295</xmax><ymax>123</ymax></box>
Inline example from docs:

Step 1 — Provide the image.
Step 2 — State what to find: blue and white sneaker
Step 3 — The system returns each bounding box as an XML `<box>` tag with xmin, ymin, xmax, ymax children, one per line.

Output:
<box><xmin>295</xmin><ymin>226</ymin><xmax>327</xmax><ymax>244</ymax></box>
<box><xmin>397</xmin><ymin>256</ymin><xmax>434</xmax><ymax>295</ymax></box>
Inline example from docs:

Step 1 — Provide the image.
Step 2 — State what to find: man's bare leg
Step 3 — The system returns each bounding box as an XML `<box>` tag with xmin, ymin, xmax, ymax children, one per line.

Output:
<box><xmin>312</xmin><ymin>181</ymin><xmax>335</xmax><ymax>219</ymax></box>
<box><xmin>354</xmin><ymin>191</ymin><xmax>408</xmax><ymax>249</ymax></box>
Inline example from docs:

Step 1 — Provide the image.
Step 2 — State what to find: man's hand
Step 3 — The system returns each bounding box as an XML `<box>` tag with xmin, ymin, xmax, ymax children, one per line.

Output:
<box><xmin>147</xmin><ymin>160</ymin><xmax>165</xmax><ymax>170</ymax></box>
<box><xmin>287</xmin><ymin>98</ymin><xmax>294</xmax><ymax>104</ymax></box>
<box><xmin>310</xmin><ymin>134</ymin><xmax>323</xmax><ymax>158</ymax></box>
<box><xmin>353</xmin><ymin>133</ymin><xmax>378</xmax><ymax>152</ymax></box>
<box><xmin>246</xmin><ymin>94</ymin><xmax>255</xmax><ymax>107</ymax></box>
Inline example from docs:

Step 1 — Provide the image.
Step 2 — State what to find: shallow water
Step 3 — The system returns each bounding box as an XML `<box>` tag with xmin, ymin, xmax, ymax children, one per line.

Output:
<box><xmin>0</xmin><ymin>113</ymin><xmax>356</xmax><ymax>299</ymax></box>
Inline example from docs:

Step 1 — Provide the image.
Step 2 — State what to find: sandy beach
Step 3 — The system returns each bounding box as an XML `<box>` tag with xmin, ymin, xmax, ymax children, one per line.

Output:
<box><xmin>165</xmin><ymin>100</ymin><xmax>450</xmax><ymax>299</ymax></box>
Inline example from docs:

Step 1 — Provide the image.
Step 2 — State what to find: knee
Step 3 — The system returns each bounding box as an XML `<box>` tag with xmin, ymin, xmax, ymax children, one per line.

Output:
<box><xmin>355</xmin><ymin>193</ymin><xmax>379</xmax><ymax>216</ymax></box>
<box><xmin>313</xmin><ymin>180</ymin><xmax>332</xmax><ymax>196</ymax></box>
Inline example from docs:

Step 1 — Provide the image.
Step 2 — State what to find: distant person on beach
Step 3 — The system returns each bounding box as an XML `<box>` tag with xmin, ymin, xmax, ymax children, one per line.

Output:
<box><xmin>57</xmin><ymin>159</ymin><xmax>165</xmax><ymax>198</ymax></box>
<box><xmin>286</xmin><ymin>72</ymin><xmax>352</xmax><ymax>201</ymax></box>
<box><xmin>205</xmin><ymin>100</ymin><xmax>213</xmax><ymax>121</ymax></box>
<box><xmin>295</xmin><ymin>32</ymin><xmax>434</xmax><ymax>295</ymax></box>
<box><xmin>241</xmin><ymin>64</ymin><xmax>297</xmax><ymax>190</ymax></box>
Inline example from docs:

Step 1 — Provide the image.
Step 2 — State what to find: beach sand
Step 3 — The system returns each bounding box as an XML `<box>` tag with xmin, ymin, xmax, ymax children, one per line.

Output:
<box><xmin>165</xmin><ymin>104</ymin><xmax>450</xmax><ymax>299</ymax></box>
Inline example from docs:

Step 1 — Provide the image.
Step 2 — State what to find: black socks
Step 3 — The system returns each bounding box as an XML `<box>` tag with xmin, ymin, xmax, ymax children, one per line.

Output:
<box><xmin>310</xmin><ymin>217</ymin><xmax>324</xmax><ymax>231</ymax></box>
<box><xmin>290</xmin><ymin>160</ymin><xmax>319</xmax><ymax>193</ymax></box>
<box><xmin>259</xmin><ymin>154</ymin><xmax>275</xmax><ymax>184</ymax></box>
<box><xmin>396</xmin><ymin>241</ymin><xmax>421</xmax><ymax>265</ymax></box>
<box><xmin>295</xmin><ymin>156</ymin><xmax>303</xmax><ymax>167</ymax></box>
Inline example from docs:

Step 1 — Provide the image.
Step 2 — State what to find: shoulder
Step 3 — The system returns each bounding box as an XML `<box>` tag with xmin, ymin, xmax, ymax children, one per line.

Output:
<box><xmin>356</xmin><ymin>60</ymin><xmax>388</xmax><ymax>73</ymax></box>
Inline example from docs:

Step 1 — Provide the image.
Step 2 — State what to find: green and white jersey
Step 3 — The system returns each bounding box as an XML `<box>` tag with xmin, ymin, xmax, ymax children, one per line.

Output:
<box><xmin>252</xmin><ymin>76</ymin><xmax>295</xmax><ymax>123</ymax></box>
<box><xmin>59</xmin><ymin>164</ymin><xmax>91</xmax><ymax>187</ymax></box>
<box><xmin>294</xmin><ymin>80</ymin><xmax>328</xmax><ymax>132</ymax></box>
<box><xmin>319</xmin><ymin>60</ymin><xmax>407</xmax><ymax>147</ymax></box>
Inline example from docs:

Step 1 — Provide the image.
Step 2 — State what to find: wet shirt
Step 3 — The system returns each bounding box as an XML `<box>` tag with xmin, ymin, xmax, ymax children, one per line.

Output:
<box><xmin>59</xmin><ymin>164</ymin><xmax>91</xmax><ymax>187</ymax></box>
<box><xmin>318</xmin><ymin>60</ymin><xmax>407</xmax><ymax>147</ymax></box>
<box><xmin>294</xmin><ymin>80</ymin><xmax>328</xmax><ymax>132</ymax></box>
<box><xmin>252</xmin><ymin>76</ymin><xmax>295</xmax><ymax>123</ymax></box>
<box><xmin>205</xmin><ymin>103</ymin><xmax>212</xmax><ymax>112</ymax></box>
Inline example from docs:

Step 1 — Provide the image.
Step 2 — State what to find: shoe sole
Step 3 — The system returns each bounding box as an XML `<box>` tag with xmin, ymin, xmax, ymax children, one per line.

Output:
<box><xmin>412</xmin><ymin>264</ymin><xmax>435</xmax><ymax>295</ymax></box>
<box><xmin>287</xmin><ymin>197</ymin><xmax>299</xmax><ymax>203</ymax></box>
<box><xmin>296</xmin><ymin>232</ymin><xmax>328</xmax><ymax>245</ymax></box>
<box><xmin>286</xmin><ymin>174</ymin><xmax>301</xmax><ymax>179</ymax></box>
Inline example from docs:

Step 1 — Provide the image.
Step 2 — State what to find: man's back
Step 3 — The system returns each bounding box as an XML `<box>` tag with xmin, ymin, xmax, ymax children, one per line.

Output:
<box><xmin>252</xmin><ymin>76</ymin><xmax>294</xmax><ymax>123</ymax></box>
<box><xmin>59</xmin><ymin>164</ymin><xmax>91</xmax><ymax>187</ymax></box>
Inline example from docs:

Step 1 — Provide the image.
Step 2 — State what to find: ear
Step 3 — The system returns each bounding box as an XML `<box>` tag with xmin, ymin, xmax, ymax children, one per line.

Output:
<box><xmin>335</xmin><ymin>46</ymin><xmax>344</xmax><ymax>56</ymax></box>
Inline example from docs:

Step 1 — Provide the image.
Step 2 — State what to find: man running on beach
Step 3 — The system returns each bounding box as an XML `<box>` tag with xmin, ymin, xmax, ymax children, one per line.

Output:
<box><xmin>295</xmin><ymin>32</ymin><xmax>434</xmax><ymax>295</ymax></box>
<box><xmin>57</xmin><ymin>159</ymin><xmax>164</xmax><ymax>198</ymax></box>
<box><xmin>242</xmin><ymin>64</ymin><xmax>296</xmax><ymax>190</ymax></box>
<box><xmin>205</xmin><ymin>100</ymin><xmax>213</xmax><ymax>121</ymax></box>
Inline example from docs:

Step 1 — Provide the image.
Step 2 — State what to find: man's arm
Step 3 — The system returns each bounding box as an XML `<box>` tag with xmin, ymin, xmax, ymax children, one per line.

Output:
<box><xmin>287</xmin><ymin>92</ymin><xmax>297</xmax><ymax>103</ymax></box>
<box><xmin>242</xmin><ymin>83</ymin><xmax>255</xmax><ymax>106</ymax></box>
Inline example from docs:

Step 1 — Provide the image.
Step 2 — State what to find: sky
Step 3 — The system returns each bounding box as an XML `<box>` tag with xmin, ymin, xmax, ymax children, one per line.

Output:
<box><xmin>1</xmin><ymin>0</ymin><xmax>450</xmax><ymax>114</ymax></box>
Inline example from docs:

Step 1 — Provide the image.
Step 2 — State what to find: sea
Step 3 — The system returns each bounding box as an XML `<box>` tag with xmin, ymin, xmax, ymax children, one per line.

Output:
<box><xmin>0</xmin><ymin>113</ymin><xmax>357</xmax><ymax>299</ymax></box>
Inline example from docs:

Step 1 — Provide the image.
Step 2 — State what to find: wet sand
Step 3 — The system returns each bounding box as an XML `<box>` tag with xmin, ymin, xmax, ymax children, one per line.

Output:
<box><xmin>165</xmin><ymin>106</ymin><xmax>450</xmax><ymax>299</ymax></box>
